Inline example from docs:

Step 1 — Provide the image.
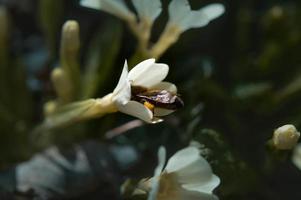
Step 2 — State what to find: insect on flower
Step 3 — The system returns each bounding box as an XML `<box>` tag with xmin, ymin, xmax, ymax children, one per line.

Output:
<box><xmin>131</xmin><ymin>86</ymin><xmax>184</xmax><ymax>115</ymax></box>
<box><xmin>112</xmin><ymin>59</ymin><xmax>183</xmax><ymax>123</ymax></box>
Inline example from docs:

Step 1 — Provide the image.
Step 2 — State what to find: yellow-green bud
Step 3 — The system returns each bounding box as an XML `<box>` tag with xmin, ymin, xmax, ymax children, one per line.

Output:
<box><xmin>273</xmin><ymin>124</ymin><xmax>300</xmax><ymax>150</ymax></box>
<box><xmin>61</xmin><ymin>20</ymin><xmax>80</xmax><ymax>54</ymax></box>
<box><xmin>43</xmin><ymin>100</ymin><xmax>58</xmax><ymax>116</ymax></box>
<box><xmin>51</xmin><ymin>68</ymin><xmax>73</xmax><ymax>104</ymax></box>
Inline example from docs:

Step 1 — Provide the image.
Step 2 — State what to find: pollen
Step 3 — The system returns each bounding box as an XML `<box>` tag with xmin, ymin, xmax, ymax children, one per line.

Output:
<box><xmin>144</xmin><ymin>101</ymin><xmax>155</xmax><ymax>111</ymax></box>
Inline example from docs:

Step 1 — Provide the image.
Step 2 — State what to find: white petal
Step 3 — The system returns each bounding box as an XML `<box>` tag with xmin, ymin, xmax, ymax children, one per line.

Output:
<box><xmin>156</xmin><ymin>146</ymin><xmax>167</xmax><ymax>176</ymax></box>
<box><xmin>200</xmin><ymin>4</ymin><xmax>225</xmax><ymax>21</ymax></box>
<box><xmin>112</xmin><ymin>61</ymin><xmax>131</xmax><ymax>105</ymax></box>
<box><xmin>168</xmin><ymin>0</ymin><xmax>225</xmax><ymax>31</ymax></box>
<box><xmin>184</xmin><ymin>4</ymin><xmax>225</xmax><ymax>30</ymax></box>
<box><xmin>292</xmin><ymin>143</ymin><xmax>301</xmax><ymax>170</ymax></box>
<box><xmin>179</xmin><ymin>188</ymin><xmax>219</xmax><ymax>200</ymax></box>
<box><xmin>80</xmin><ymin>0</ymin><xmax>133</xmax><ymax>20</ymax></box>
<box><xmin>154</xmin><ymin>108</ymin><xmax>175</xmax><ymax>117</ymax></box>
<box><xmin>165</xmin><ymin>147</ymin><xmax>214</xmax><ymax>185</ymax></box>
<box><xmin>148</xmin><ymin>146</ymin><xmax>167</xmax><ymax>200</ymax></box>
<box><xmin>151</xmin><ymin>117</ymin><xmax>164</xmax><ymax>124</ymax></box>
<box><xmin>181</xmin><ymin>11</ymin><xmax>208</xmax><ymax>31</ymax></box>
<box><xmin>132</xmin><ymin>0</ymin><xmax>162</xmax><ymax>21</ymax></box>
<box><xmin>151</xmin><ymin>82</ymin><xmax>177</xmax><ymax>93</ymax></box>
<box><xmin>182</xmin><ymin>174</ymin><xmax>220</xmax><ymax>194</ymax></box>
<box><xmin>80</xmin><ymin>0</ymin><xmax>101</xmax><ymax>10</ymax></box>
<box><xmin>117</xmin><ymin>100</ymin><xmax>153</xmax><ymax>123</ymax></box>
<box><xmin>168</xmin><ymin>0</ymin><xmax>191</xmax><ymax>26</ymax></box>
<box><xmin>128</xmin><ymin>59</ymin><xmax>169</xmax><ymax>87</ymax></box>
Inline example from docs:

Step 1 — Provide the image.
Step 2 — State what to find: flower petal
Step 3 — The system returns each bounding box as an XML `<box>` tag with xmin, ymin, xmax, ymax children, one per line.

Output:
<box><xmin>186</xmin><ymin>4</ymin><xmax>225</xmax><ymax>30</ymax></box>
<box><xmin>179</xmin><ymin>188</ymin><xmax>219</xmax><ymax>200</ymax></box>
<box><xmin>168</xmin><ymin>0</ymin><xmax>225</xmax><ymax>32</ymax></box>
<box><xmin>168</xmin><ymin>0</ymin><xmax>191</xmax><ymax>26</ymax></box>
<box><xmin>112</xmin><ymin>61</ymin><xmax>131</xmax><ymax>105</ymax></box>
<box><xmin>154</xmin><ymin>108</ymin><xmax>175</xmax><ymax>117</ymax></box>
<box><xmin>80</xmin><ymin>0</ymin><xmax>133</xmax><ymax>20</ymax></box>
<box><xmin>128</xmin><ymin>59</ymin><xmax>169</xmax><ymax>87</ymax></box>
<box><xmin>117</xmin><ymin>100</ymin><xmax>153</xmax><ymax>123</ymax></box>
<box><xmin>148</xmin><ymin>146</ymin><xmax>167</xmax><ymax>200</ymax></box>
<box><xmin>80</xmin><ymin>0</ymin><xmax>101</xmax><ymax>10</ymax></box>
<box><xmin>165</xmin><ymin>147</ymin><xmax>215</xmax><ymax>186</ymax></box>
<box><xmin>182</xmin><ymin>174</ymin><xmax>220</xmax><ymax>194</ymax></box>
<box><xmin>292</xmin><ymin>143</ymin><xmax>301</xmax><ymax>170</ymax></box>
<box><xmin>132</xmin><ymin>0</ymin><xmax>162</xmax><ymax>22</ymax></box>
<box><xmin>199</xmin><ymin>4</ymin><xmax>225</xmax><ymax>22</ymax></box>
<box><xmin>151</xmin><ymin>82</ymin><xmax>177</xmax><ymax>93</ymax></box>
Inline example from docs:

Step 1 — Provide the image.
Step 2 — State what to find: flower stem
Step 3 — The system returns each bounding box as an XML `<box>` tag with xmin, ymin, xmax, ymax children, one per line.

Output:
<box><xmin>150</xmin><ymin>24</ymin><xmax>181</xmax><ymax>59</ymax></box>
<box><xmin>35</xmin><ymin>93</ymin><xmax>117</xmax><ymax>132</ymax></box>
<box><xmin>127</xmin><ymin>17</ymin><xmax>153</xmax><ymax>66</ymax></box>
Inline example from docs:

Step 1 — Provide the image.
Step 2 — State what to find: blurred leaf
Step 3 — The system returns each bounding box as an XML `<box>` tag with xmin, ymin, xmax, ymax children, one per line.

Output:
<box><xmin>277</xmin><ymin>73</ymin><xmax>301</xmax><ymax>100</ymax></box>
<box><xmin>82</xmin><ymin>20</ymin><xmax>122</xmax><ymax>98</ymax></box>
<box><xmin>234</xmin><ymin>82</ymin><xmax>272</xmax><ymax>99</ymax></box>
<box><xmin>0</xmin><ymin>141</ymin><xmax>124</xmax><ymax>199</ymax></box>
<box><xmin>38</xmin><ymin>0</ymin><xmax>64</xmax><ymax>58</ymax></box>
<box><xmin>0</xmin><ymin>6</ymin><xmax>10</xmax><ymax>105</ymax></box>
<box><xmin>9</xmin><ymin>60</ymin><xmax>32</xmax><ymax>120</ymax></box>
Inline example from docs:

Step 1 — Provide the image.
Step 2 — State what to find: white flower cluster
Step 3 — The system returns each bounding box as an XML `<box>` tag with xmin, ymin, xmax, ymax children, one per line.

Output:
<box><xmin>80</xmin><ymin>0</ymin><xmax>225</xmax><ymax>58</ymax></box>
<box><xmin>80</xmin><ymin>0</ymin><xmax>224</xmax><ymax>32</ymax></box>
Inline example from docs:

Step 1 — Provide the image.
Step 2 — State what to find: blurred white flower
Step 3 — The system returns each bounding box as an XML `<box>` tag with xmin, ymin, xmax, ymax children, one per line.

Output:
<box><xmin>273</xmin><ymin>124</ymin><xmax>300</xmax><ymax>150</ymax></box>
<box><xmin>80</xmin><ymin>0</ymin><xmax>135</xmax><ymax>21</ymax></box>
<box><xmin>292</xmin><ymin>143</ymin><xmax>301</xmax><ymax>170</ymax></box>
<box><xmin>148</xmin><ymin>145</ymin><xmax>220</xmax><ymax>200</ymax></box>
<box><xmin>168</xmin><ymin>0</ymin><xmax>225</xmax><ymax>32</ymax></box>
<box><xmin>112</xmin><ymin>59</ymin><xmax>181</xmax><ymax>123</ymax></box>
<box><xmin>132</xmin><ymin>0</ymin><xmax>162</xmax><ymax>23</ymax></box>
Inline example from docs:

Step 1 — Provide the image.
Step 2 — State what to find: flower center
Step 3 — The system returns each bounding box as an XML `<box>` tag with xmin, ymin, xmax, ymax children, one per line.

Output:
<box><xmin>131</xmin><ymin>86</ymin><xmax>184</xmax><ymax>111</ymax></box>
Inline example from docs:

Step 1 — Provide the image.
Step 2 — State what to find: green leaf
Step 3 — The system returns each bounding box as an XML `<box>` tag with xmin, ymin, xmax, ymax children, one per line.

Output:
<box><xmin>38</xmin><ymin>0</ymin><xmax>64</xmax><ymax>59</ymax></box>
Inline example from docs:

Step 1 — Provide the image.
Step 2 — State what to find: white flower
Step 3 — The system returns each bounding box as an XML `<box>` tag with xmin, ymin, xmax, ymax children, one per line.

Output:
<box><xmin>292</xmin><ymin>143</ymin><xmax>301</xmax><ymax>170</ymax></box>
<box><xmin>112</xmin><ymin>59</ymin><xmax>180</xmax><ymax>123</ymax></box>
<box><xmin>273</xmin><ymin>124</ymin><xmax>300</xmax><ymax>150</ymax></box>
<box><xmin>132</xmin><ymin>0</ymin><xmax>162</xmax><ymax>22</ymax></box>
<box><xmin>168</xmin><ymin>0</ymin><xmax>225</xmax><ymax>32</ymax></box>
<box><xmin>148</xmin><ymin>145</ymin><xmax>220</xmax><ymax>200</ymax></box>
<box><xmin>80</xmin><ymin>0</ymin><xmax>135</xmax><ymax>21</ymax></box>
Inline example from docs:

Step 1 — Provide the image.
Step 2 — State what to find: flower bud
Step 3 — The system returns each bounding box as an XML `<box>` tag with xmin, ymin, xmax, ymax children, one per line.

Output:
<box><xmin>59</xmin><ymin>20</ymin><xmax>81</xmax><ymax>100</ymax></box>
<box><xmin>51</xmin><ymin>68</ymin><xmax>73</xmax><ymax>104</ymax></box>
<box><xmin>273</xmin><ymin>124</ymin><xmax>300</xmax><ymax>150</ymax></box>
<box><xmin>43</xmin><ymin>101</ymin><xmax>58</xmax><ymax>116</ymax></box>
<box><xmin>61</xmin><ymin>20</ymin><xmax>80</xmax><ymax>54</ymax></box>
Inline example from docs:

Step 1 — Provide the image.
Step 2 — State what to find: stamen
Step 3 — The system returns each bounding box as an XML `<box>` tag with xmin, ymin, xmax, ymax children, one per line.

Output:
<box><xmin>144</xmin><ymin>101</ymin><xmax>155</xmax><ymax>112</ymax></box>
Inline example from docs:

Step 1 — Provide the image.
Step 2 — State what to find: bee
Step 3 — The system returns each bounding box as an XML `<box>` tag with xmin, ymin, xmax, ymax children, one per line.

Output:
<box><xmin>131</xmin><ymin>86</ymin><xmax>184</xmax><ymax>113</ymax></box>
